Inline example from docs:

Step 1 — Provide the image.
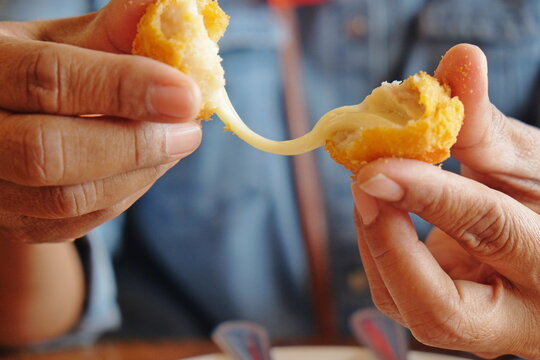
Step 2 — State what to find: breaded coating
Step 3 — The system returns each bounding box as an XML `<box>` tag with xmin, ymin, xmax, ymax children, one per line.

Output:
<box><xmin>132</xmin><ymin>3</ymin><xmax>464</xmax><ymax>169</ymax></box>
<box><xmin>132</xmin><ymin>0</ymin><xmax>229</xmax><ymax>120</ymax></box>
<box><xmin>326</xmin><ymin>72</ymin><xmax>464</xmax><ymax>173</ymax></box>
<box><xmin>197</xmin><ymin>0</ymin><xmax>229</xmax><ymax>42</ymax></box>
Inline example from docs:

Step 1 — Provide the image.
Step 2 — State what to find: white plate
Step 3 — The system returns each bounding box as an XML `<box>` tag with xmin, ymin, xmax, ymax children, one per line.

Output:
<box><xmin>183</xmin><ymin>346</ymin><xmax>468</xmax><ymax>360</ymax></box>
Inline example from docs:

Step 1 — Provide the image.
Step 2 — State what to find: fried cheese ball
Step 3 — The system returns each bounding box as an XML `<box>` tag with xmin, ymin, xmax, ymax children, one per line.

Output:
<box><xmin>325</xmin><ymin>72</ymin><xmax>464</xmax><ymax>173</ymax></box>
<box><xmin>132</xmin><ymin>1</ymin><xmax>464</xmax><ymax>172</ymax></box>
<box><xmin>132</xmin><ymin>0</ymin><xmax>229</xmax><ymax>120</ymax></box>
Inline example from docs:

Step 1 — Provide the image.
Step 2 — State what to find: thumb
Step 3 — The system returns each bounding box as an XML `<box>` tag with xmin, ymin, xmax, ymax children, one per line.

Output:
<box><xmin>435</xmin><ymin>44</ymin><xmax>540</xmax><ymax>180</ymax></box>
<box><xmin>354</xmin><ymin>158</ymin><xmax>540</xmax><ymax>288</ymax></box>
<box><xmin>37</xmin><ymin>0</ymin><xmax>155</xmax><ymax>53</ymax></box>
<box><xmin>435</xmin><ymin>43</ymin><xmax>490</xmax><ymax>151</ymax></box>
<box><xmin>0</xmin><ymin>0</ymin><xmax>202</xmax><ymax>122</ymax></box>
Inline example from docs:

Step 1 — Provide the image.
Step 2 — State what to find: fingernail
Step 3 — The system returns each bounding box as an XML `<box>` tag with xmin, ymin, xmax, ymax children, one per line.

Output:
<box><xmin>150</xmin><ymin>85</ymin><xmax>201</xmax><ymax>119</ymax></box>
<box><xmin>358</xmin><ymin>174</ymin><xmax>404</xmax><ymax>202</ymax></box>
<box><xmin>165</xmin><ymin>122</ymin><xmax>202</xmax><ymax>156</ymax></box>
<box><xmin>351</xmin><ymin>182</ymin><xmax>379</xmax><ymax>225</ymax></box>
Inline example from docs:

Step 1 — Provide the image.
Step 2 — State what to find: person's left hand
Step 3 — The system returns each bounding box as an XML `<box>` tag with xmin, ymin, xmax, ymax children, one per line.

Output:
<box><xmin>0</xmin><ymin>0</ymin><xmax>203</xmax><ymax>243</ymax></box>
<box><xmin>351</xmin><ymin>45</ymin><xmax>540</xmax><ymax>359</ymax></box>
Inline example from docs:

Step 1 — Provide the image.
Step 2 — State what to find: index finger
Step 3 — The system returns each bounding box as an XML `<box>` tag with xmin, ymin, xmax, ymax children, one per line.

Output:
<box><xmin>0</xmin><ymin>36</ymin><xmax>200</xmax><ymax>122</ymax></box>
<box><xmin>0</xmin><ymin>111</ymin><xmax>202</xmax><ymax>186</ymax></box>
<box><xmin>355</xmin><ymin>159</ymin><xmax>540</xmax><ymax>287</ymax></box>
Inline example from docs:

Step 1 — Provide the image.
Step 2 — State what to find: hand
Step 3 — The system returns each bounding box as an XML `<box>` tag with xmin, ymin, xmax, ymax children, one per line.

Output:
<box><xmin>0</xmin><ymin>0</ymin><xmax>202</xmax><ymax>243</ymax></box>
<box><xmin>351</xmin><ymin>44</ymin><xmax>540</xmax><ymax>358</ymax></box>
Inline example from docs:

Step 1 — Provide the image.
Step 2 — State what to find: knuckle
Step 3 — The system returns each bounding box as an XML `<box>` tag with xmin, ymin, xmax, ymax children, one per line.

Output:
<box><xmin>454</xmin><ymin>201</ymin><xmax>513</xmax><ymax>260</ymax></box>
<box><xmin>401</xmin><ymin>176</ymin><xmax>448</xmax><ymax>218</ymax></box>
<box><xmin>409</xmin><ymin>308</ymin><xmax>494</xmax><ymax>351</ymax></box>
<box><xmin>24</xmin><ymin>45</ymin><xmax>64</xmax><ymax>113</ymax></box>
<box><xmin>132</xmin><ymin>123</ymin><xmax>159</xmax><ymax>168</ymax></box>
<box><xmin>404</xmin><ymin>176</ymin><xmax>480</xmax><ymax>235</ymax></box>
<box><xmin>111</xmin><ymin>61</ymin><xmax>145</xmax><ymax>118</ymax></box>
<box><xmin>409</xmin><ymin>310</ymin><xmax>464</xmax><ymax>348</ymax></box>
<box><xmin>487</xmin><ymin>106</ymin><xmax>508</xmax><ymax>145</ymax></box>
<box><xmin>113</xmin><ymin>67</ymin><xmax>132</xmax><ymax>117</ymax></box>
<box><xmin>18</xmin><ymin>121</ymin><xmax>65</xmax><ymax>186</ymax></box>
<box><xmin>370</xmin><ymin>242</ymin><xmax>410</xmax><ymax>269</ymax></box>
<box><xmin>372</xmin><ymin>296</ymin><xmax>399</xmax><ymax>319</ymax></box>
<box><xmin>46</xmin><ymin>183</ymin><xmax>98</xmax><ymax>218</ymax></box>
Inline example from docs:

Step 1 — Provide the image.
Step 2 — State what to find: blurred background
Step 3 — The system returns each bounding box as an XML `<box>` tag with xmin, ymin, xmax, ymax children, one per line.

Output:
<box><xmin>1</xmin><ymin>0</ymin><xmax>540</xmax><ymax>355</ymax></box>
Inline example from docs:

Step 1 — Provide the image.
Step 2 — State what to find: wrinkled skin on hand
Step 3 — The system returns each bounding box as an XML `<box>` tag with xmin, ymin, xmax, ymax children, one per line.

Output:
<box><xmin>351</xmin><ymin>44</ymin><xmax>540</xmax><ymax>359</ymax></box>
<box><xmin>0</xmin><ymin>0</ymin><xmax>202</xmax><ymax>243</ymax></box>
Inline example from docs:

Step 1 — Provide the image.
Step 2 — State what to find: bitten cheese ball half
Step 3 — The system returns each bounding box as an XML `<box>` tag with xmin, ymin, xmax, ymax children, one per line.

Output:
<box><xmin>325</xmin><ymin>72</ymin><xmax>464</xmax><ymax>173</ymax></box>
<box><xmin>132</xmin><ymin>0</ymin><xmax>229</xmax><ymax>120</ymax></box>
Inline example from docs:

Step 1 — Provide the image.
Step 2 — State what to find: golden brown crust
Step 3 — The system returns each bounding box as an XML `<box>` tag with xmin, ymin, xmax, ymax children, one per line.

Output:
<box><xmin>133</xmin><ymin>1</ymin><xmax>186</xmax><ymax>71</ymax></box>
<box><xmin>198</xmin><ymin>0</ymin><xmax>229</xmax><ymax>42</ymax></box>
<box><xmin>326</xmin><ymin>72</ymin><xmax>464</xmax><ymax>173</ymax></box>
<box><xmin>132</xmin><ymin>0</ymin><xmax>229</xmax><ymax>120</ymax></box>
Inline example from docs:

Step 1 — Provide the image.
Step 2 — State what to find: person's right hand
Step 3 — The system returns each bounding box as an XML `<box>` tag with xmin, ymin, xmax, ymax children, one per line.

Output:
<box><xmin>351</xmin><ymin>44</ymin><xmax>540</xmax><ymax>358</ymax></box>
<box><xmin>0</xmin><ymin>0</ymin><xmax>202</xmax><ymax>243</ymax></box>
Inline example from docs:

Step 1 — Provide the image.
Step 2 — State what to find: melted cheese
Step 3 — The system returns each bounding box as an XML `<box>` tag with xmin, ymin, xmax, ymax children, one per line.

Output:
<box><xmin>214</xmin><ymin>84</ymin><xmax>402</xmax><ymax>156</ymax></box>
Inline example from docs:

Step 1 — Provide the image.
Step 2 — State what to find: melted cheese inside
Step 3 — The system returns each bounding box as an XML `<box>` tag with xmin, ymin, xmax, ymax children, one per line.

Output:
<box><xmin>214</xmin><ymin>81</ymin><xmax>415</xmax><ymax>156</ymax></box>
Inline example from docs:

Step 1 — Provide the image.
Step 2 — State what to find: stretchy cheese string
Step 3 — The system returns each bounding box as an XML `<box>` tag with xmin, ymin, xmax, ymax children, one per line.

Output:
<box><xmin>214</xmin><ymin>87</ymin><xmax>398</xmax><ymax>156</ymax></box>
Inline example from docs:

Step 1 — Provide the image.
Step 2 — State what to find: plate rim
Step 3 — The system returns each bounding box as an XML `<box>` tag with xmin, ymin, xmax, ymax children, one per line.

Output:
<box><xmin>181</xmin><ymin>345</ymin><xmax>469</xmax><ymax>360</ymax></box>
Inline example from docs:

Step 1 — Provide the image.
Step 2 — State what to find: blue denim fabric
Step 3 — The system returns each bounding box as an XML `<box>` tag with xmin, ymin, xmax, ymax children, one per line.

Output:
<box><xmin>116</xmin><ymin>40</ymin><xmax>312</xmax><ymax>338</ymax></box>
<box><xmin>302</xmin><ymin>0</ymin><xmax>430</xmax><ymax>333</ymax></box>
<box><xmin>406</xmin><ymin>0</ymin><xmax>540</xmax><ymax>124</ymax></box>
<box><xmin>1</xmin><ymin>0</ymin><xmax>539</xmax><ymax>351</ymax></box>
<box><xmin>0</xmin><ymin>0</ymin><xmax>90</xmax><ymax>20</ymax></box>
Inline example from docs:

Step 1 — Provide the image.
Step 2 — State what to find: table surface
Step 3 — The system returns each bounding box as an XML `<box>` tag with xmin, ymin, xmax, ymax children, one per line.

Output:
<box><xmin>3</xmin><ymin>338</ymin><xmax>488</xmax><ymax>360</ymax></box>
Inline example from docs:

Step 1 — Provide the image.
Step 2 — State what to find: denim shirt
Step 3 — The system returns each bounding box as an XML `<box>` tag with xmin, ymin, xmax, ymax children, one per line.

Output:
<box><xmin>1</xmin><ymin>0</ymin><xmax>539</xmax><ymax>346</ymax></box>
